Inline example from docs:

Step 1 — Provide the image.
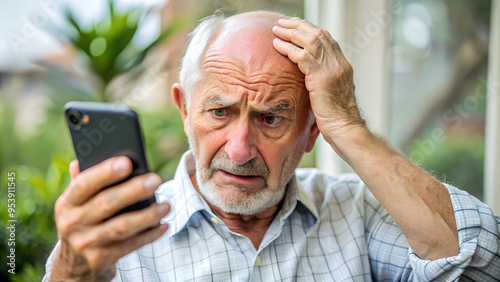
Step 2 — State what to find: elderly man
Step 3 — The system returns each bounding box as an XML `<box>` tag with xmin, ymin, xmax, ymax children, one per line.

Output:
<box><xmin>44</xmin><ymin>11</ymin><xmax>499</xmax><ymax>281</ymax></box>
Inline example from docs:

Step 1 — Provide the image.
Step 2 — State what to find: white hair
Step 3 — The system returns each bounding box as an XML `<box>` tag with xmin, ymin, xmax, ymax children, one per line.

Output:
<box><xmin>179</xmin><ymin>13</ymin><xmax>226</xmax><ymax>111</ymax></box>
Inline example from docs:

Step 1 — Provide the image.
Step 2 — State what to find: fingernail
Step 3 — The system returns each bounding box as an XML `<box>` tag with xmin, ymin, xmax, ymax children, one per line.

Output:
<box><xmin>144</xmin><ymin>175</ymin><xmax>160</xmax><ymax>191</ymax></box>
<box><xmin>113</xmin><ymin>157</ymin><xmax>129</xmax><ymax>172</ymax></box>
<box><xmin>160</xmin><ymin>222</ymin><xmax>169</xmax><ymax>232</ymax></box>
<box><xmin>158</xmin><ymin>202</ymin><xmax>171</xmax><ymax>214</ymax></box>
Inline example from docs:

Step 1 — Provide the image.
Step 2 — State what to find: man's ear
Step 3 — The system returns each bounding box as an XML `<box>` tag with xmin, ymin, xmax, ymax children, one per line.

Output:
<box><xmin>306</xmin><ymin>122</ymin><xmax>320</xmax><ymax>153</ymax></box>
<box><xmin>172</xmin><ymin>82</ymin><xmax>188</xmax><ymax>122</ymax></box>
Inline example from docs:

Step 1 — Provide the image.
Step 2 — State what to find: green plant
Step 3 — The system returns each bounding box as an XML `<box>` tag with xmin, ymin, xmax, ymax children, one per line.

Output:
<box><xmin>1</xmin><ymin>142</ymin><xmax>71</xmax><ymax>281</ymax></box>
<box><xmin>409</xmin><ymin>131</ymin><xmax>484</xmax><ymax>200</ymax></box>
<box><xmin>62</xmin><ymin>0</ymin><xmax>190</xmax><ymax>101</ymax></box>
<box><xmin>1</xmin><ymin>1</ymin><xmax>190</xmax><ymax>280</ymax></box>
<box><xmin>140</xmin><ymin>109</ymin><xmax>189</xmax><ymax>180</ymax></box>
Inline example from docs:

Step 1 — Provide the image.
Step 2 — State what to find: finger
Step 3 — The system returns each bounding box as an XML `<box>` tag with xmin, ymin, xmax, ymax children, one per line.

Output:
<box><xmin>273</xmin><ymin>25</ymin><xmax>323</xmax><ymax>59</ymax></box>
<box><xmin>277</xmin><ymin>17</ymin><xmax>320</xmax><ymax>34</ymax></box>
<box><xmin>82</xmin><ymin>173</ymin><xmax>162</xmax><ymax>223</ymax></box>
<box><xmin>80</xmin><ymin>222</ymin><xmax>169</xmax><ymax>270</ymax></box>
<box><xmin>55</xmin><ymin>159</ymin><xmax>82</xmax><ymax>212</ymax></box>
<box><xmin>273</xmin><ymin>37</ymin><xmax>317</xmax><ymax>75</ymax></box>
<box><xmin>278</xmin><ymin>18</ymin><xmax>335</xmax><ymax>47</ymax></box>
<box><xmin>71</xmin><ymin>202</ymin><xmax>170</xmax><ymax>250</ymax></box>
<box><xmin>69</xmin><ymin>160</ymin><xmax>80</xmax><ymax>180</ymax></box>
<box><xmin>65</xmin><ymin>156</ymin><xmax>133</xmax><ymax>205</ymax></box>
<box><xmin>113</xmin><ymin>222</ymin><xmax>169</xmax><ymax>256</ymax></box>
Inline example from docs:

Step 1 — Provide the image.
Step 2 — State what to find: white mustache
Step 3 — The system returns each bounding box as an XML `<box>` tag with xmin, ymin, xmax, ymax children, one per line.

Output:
<box><xmin>210</xmin><ymin>154</ymin><xmax>270</xmax><ymax>179</ymax></box>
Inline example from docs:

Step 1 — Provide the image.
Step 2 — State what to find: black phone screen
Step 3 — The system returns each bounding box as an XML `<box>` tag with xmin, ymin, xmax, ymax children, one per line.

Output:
<box><xmin>64</xmin><ymin>101</ymin><xmax>156</xmax><ymax>215</ymax></box>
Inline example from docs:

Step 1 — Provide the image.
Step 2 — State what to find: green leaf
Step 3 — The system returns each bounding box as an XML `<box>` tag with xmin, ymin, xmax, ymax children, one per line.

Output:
<box><xmin>122</xmin><ymin>15</ymin><xmax>193</xmax><ymax>72</ymax></box>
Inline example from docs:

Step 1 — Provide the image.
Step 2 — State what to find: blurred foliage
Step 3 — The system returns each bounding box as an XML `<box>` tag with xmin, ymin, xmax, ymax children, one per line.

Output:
<box><xmin>0</xmin><ymin>155</ymin><xmax>71</xmax><ymax>282</ymax></box>
<box><xmin>137</xmin><ymin>109</ymin><xmax>188</xmax><ymax>180</ymax></box>
<box><xmin>392</xmin><ymin>0</ymin><xmax>489</xmax><ymax>202</ymax></box>
<box><xmin>408</xmin><ymin>70</ymin><xmax>488</xmax><ymax>201</ymax></box>
<box><xmin>0</xmin><ymin>0</ymin><xmax>189</xmax><ymax>281</ymax></box>
<box><xmin>0</xmin><ymin>96</ymin><xmax>71</xmax><ymax>281</ymax></box>
<box><xmin>410</xmin><ymin>132</ymin><xmax>484</xmax><ymax>200</ymax></box>
<box><xmin>62</xmin><ymin>0</ymin><xmax>190</xmax><ymax>101</ymax></box>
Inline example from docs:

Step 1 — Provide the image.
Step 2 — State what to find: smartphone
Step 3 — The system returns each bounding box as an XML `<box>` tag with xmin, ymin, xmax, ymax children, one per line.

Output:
<box><xmin>64</xmin><ymin>101</ymin><xmax>156</xmax><ymax>216</ymax></box>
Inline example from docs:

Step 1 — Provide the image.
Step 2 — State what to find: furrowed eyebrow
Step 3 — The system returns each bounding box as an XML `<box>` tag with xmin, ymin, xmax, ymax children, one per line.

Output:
<box><xmin>260</xmin><ymin>101</ymin><xmax>294</xmax><ymax>115</ymax></box>
<box><xmin>203</xmin><ymin>95</ymin><xmax>235</xmax><ymax>107</ymax></box>
<box><xmin>202</xmin><ymin>95</ymin><xmax>294</xmax><ymax>115</ymax></box>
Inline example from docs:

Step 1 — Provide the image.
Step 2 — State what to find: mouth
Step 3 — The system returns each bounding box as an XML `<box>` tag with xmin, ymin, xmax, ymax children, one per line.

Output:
<box><xmin>216</xmin><ymin>170</ymin><xmax>265</xmax><ymax>189</ymax></box>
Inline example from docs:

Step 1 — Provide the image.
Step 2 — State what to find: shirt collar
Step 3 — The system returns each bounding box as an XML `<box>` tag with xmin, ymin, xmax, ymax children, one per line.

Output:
<box><xmin>156</xmin><ymin>151</ymin><xmax>319</xmax><ymax>237</ymax></box>
<box><xmin>156</xmin><ymin>151</ymin><xmax>210</xmax><ymax>237</ymax></box>
<box><xmin>295</xmin><ymin>175</ymin><xmax>320</xmax><ymax>220</ymax></box>
<box><xmin>278</xmin><ymin>173</ymin><xmax>320</xmax><ymax>229</ymax></box>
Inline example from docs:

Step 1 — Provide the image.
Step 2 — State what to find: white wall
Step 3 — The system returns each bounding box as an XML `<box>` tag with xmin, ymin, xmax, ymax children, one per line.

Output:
<box><xmin>305</xmin><ymin>0</ymin><xmax>391</xmax><ymax>175</ymax></box>
<box><xmin>485</xmin><ymin>0</ymin><xmax>500</xmax><ymax>214</ymax></box>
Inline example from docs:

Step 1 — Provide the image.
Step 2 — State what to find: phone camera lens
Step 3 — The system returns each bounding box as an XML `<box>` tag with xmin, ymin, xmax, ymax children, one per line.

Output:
<box><xmin>69</xmin><ymin>114</ymin><xmax>79</xmax><ymax>125</ymax></box>
<box><xmin>67</xmin><ymin>109</ymin><xmax>83</xmax><ymax>128</ymax></box>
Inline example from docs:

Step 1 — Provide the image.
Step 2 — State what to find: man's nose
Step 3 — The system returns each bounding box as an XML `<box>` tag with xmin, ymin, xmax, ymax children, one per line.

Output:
<box><xmin>224</xmin><ymin>120</ymin><xmax>257</xmax><ymax>165</ymax></box>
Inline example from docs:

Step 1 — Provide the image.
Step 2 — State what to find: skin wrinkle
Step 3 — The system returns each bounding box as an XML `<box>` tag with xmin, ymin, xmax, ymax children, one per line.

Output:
<box><xmin>203</xmin><ymin>94</ymin><xmax>295</xmax><ymax>118</ymax></box>
<box><xmin>199</xmin><ymin>98</ymin><xmax>302</xmax><ymax>141</ymax></box>
<box><xmin>204</xmin><ymin>95</ymin><xmax>236</xmax><ymax>107</ymax></box>
<box><xmin>198</xmin><ymin>77</ymin><xmax>286</xmax><ymax>105</ymax></box>
<box><xmin>202</xmin><ymin>65</ymin><xmax>305</xmax><ymax>88</ymax></box>
<box><xmin>260</xmin><ymin>101</ymin><xmax>294</xmax><ymax>116</ymax></box>
<box><xmin>195</xmin><ymin>68</ymin><xmax>308</xmax><ymax>143</ymax></box>
<box><xmin>197</xmin><ymin>75</ymin><xmax>306</xmax><ymax>118</ymax></box>
<box><xmin>200</xmin><ymin>85</ymin><xmax>302</xmax><ymax>115</ymax></box>
<box><xmin>201</xmin><ymin>61</ymin><xmax>306</xmax><ymax>93</ymax></box>
<box><xmin>187</xmin><ymin>110</ymin><xmax>310</xmax><ymax>217</ymax></box>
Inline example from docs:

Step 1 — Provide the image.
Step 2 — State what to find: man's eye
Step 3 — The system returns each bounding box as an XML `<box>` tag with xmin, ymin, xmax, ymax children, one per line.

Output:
<box><xmin>212</xmin><ymin>109</ymin><xmax>227</xmax><ymax>117</ymax></box>
<box><xmin>264</xmin><ymin>116</ymin><xmax>283</xmax><ymax>125</ymax></box>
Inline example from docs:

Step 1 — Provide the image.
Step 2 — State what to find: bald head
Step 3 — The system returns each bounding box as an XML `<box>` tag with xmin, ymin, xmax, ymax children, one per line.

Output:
<box><xmin>178</xmin><ymin>11</ymin><xmax>302</xmax><ymax>109</ymax></box>
<box><xmin>213</xmin><ymin>11</ymin><xmax>290</xmax><ymax>50</ymax></box>
<box><xmin>222</xmin><ymin>11</ymin><xmax>288</xmax><ymax>34</ymax></box>
<box><xmin>204</xmin><ymin>11</ymin><xmax>294</xmax><ymax>75</ymax></box>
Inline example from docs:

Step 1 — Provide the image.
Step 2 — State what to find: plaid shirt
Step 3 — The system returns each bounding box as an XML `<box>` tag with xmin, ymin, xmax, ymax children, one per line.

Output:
<box><xmin>44</xmin><ymin>151</ymin><xmax>500</xmax><ymax>281</ymax></box>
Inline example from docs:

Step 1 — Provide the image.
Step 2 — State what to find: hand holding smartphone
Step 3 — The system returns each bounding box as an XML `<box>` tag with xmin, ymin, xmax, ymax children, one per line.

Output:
<box><xmin>64</xmin><ymin>101</ymin><xmax>156</xmax><ymax>215</ymax></box>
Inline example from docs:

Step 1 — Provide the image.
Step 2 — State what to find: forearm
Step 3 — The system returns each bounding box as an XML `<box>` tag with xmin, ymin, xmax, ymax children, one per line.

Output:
<box><xmin>328</xmin><ymin>126</ymin><xmax>459</xmax><ymax>260</ymax></box>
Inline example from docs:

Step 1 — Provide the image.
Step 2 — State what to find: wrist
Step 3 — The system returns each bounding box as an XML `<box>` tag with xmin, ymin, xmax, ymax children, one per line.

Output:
<box><xmin>50</xmin><ymin>243</ymin><xmax>115</xmax><ymax>282</ymax></box>
<box><xmin>323</xmin><ymin>124</ymin><xmax>371</xmax><ymax>148</ymax></box>
<box><xmin>322</xmin><ymin>124</ymin><xmax>379</xmax><ymax>164</ymax></box>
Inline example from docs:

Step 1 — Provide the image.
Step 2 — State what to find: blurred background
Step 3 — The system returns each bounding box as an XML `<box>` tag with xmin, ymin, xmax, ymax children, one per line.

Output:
<box><xmin>0</xmin><ymin>0</ymin><xmax>495</xmax><ymax>280</ymax></box>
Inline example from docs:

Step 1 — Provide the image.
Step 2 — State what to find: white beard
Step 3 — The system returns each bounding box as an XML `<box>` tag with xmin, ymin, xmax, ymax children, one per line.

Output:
<box><xmin>186</xmin><ymin>119</ymin><xmax>310</xmax><ymax>215</ymax></box>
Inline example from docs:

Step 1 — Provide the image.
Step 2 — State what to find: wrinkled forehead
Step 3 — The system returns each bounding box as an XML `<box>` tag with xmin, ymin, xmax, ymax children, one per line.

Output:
<box><xmin>201</xmin><ymin>12</ymin><xmax>304</xmax><ymax>82</ymax></box>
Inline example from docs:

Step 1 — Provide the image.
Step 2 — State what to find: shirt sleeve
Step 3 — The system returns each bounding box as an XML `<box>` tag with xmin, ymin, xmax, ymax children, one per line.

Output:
<box><xmin>408</xmin><ymin>184</ymin><xmax>500</xmax><ymax>281</ymax></box>
<box><xmin>42</xmin><ymin>240</ymin><xmax>60</xmax><ymax>282</ymax></box>
<box><xmin>363</xmin><ymin>181</ymin><xmax>500</xmax><ymax>281</ymax></box>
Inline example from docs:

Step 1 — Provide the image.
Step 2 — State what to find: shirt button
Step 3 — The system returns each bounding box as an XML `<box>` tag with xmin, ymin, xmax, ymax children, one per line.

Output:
<box><xmin>255</xmin><ymin>256</ymin><xmax>262</xmax><ymax>266</ymax></box>
<box><xmin>210</xmin><ymin>217</ymin><xmax>219</xmax><ymax>225</ymax></box>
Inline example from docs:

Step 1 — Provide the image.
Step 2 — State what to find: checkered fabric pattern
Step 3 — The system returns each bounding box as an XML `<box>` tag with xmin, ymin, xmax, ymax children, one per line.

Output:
<box><xmin>44</xmin><ymin>151</ymin><xmax>500</xmax><ymax>281</ymax></box>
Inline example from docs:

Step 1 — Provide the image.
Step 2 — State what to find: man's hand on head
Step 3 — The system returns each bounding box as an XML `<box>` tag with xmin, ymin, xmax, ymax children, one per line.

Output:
<box><xmin>273</xmin><ymin>17</ymin><xmax>459</xmax><ymax>260</ymax></box>
<box><xmin>272</xmin><ymin>17</ymin><xmax>366</xmax><ymax>149</ymax></box>
<box><xmin>49</xmin><ymin>157</ymin><xmax>170</xmax><ymax>282</ymax></box>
